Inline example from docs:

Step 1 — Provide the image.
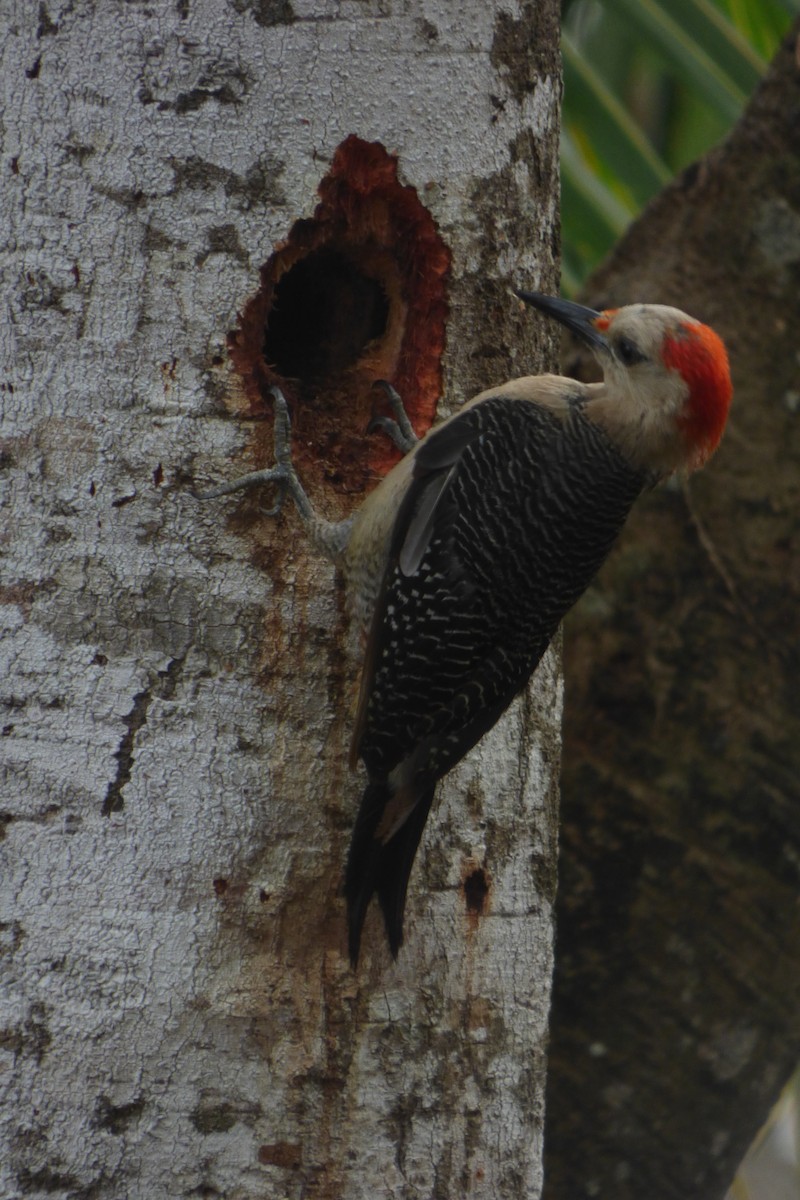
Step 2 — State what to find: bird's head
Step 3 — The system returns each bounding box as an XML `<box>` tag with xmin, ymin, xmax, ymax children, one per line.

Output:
<box><xmin>518</xmin><ymin>291</ymin><xmax>733</xmax><ymax>478</ymax></box>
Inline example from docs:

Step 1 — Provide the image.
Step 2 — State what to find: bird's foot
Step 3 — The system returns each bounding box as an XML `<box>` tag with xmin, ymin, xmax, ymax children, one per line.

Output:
<box><xmin>194</xmin><ymin>386</ymin><xmax>352</xmax><ymax>561</ymax></box>
<box><xmin>367</xmin><ymin>381</ymin><xmax>419</xmax><ymax>454</ymax></box>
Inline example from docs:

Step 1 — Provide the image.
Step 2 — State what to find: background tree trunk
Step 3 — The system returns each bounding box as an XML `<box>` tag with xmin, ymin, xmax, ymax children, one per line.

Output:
<box><xmin>0</xmin><ymin>2</ymin><xmax>561</xmax><ymax>1197</ymax></box>
<box><xmin>544</xmin><ymin>21</ymin><xmax>800</xmax><ymax>1200</ymax></box>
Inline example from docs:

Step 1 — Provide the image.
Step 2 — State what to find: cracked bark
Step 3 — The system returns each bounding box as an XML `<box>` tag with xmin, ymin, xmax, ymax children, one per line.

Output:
<box><xmin>1</xmin><ymin>2</ymin><xmax>561</xmax><ymax>1198</ymax></box>
<box><xmin>544</xmin><ymin>21</ymin><xmax>800</xmax><ymax>1200</ymax></box>
<box><xmin>102</xmin><ymin>659</ymin><xmax>185</xmax><ymax>815</ymax></box>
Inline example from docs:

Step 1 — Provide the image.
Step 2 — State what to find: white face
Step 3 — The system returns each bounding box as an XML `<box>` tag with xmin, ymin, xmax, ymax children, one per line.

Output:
<box><xmin>595</xmin><ymin>305</ymin><xmax>692</xmax><ymax>414</ymax></box>
<box><xmin>585</xmin><ymin>304</ymin><xmax>700</xmax><ymax>476</ymax></box>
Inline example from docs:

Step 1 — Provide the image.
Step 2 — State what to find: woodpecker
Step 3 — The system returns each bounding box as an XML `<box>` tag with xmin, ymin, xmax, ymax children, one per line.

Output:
<box><xmin>198</xmin><ymin>292</ymin><xmax>732</xmax><ymax>966</ymax></box>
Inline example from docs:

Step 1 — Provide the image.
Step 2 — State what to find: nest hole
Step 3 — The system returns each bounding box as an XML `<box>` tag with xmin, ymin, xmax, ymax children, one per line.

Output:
<box><xmin>264</xmin><ymin>245</ymin><xmax>391</xmax><ymax>385</ymax></box>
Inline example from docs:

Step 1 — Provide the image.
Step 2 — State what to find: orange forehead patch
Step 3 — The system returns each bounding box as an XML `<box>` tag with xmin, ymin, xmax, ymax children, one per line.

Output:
<box><xmin>593</xmin><ymin>308</ymin><xmax>618</xmax><ymax>332</ymax></box>
<box><xmin>662</xmin><ymin>321</ymin><xmax>732</xmax><ymax>467</ymax></box>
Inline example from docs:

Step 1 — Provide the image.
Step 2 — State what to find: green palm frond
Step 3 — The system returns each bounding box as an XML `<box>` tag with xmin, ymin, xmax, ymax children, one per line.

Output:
<box><xmin>612</xmin><ymin>0</ymin><xmax>762</xmax><ymax>119</ymax></box>
<box><xmin>562</xmin><ymin>30</ymin><xmax>672</xmax><ymax>204</ymax></box>
<box><xmin>560</xmin><ymin>0</ymin><xmax>792</xmax><ymax>290</ymax></box>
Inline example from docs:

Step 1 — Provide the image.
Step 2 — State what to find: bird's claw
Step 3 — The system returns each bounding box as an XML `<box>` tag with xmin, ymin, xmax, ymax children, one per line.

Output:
<box><xmin>193</xmin><ymin>386</ymin><xmax>309</xmax><ymax>518</ymax></box>
<box><xmin>194</xmin><ymin>384</ymin><xmax>352</xmax><ymax>561</ymax></box>
<box><xmin>256</xmin><ymin>469</ymin><xmax>290</xmax><ymax>517</ymax></box>
<box><xmin>366</xmin><ymin>413</ymin><xmax>407</xmax><ymax>443</ymax></box>
<box><xmin>368</xmin><ymin>380</ymin><xmax>419</xmax><ymax>454</ymax></box>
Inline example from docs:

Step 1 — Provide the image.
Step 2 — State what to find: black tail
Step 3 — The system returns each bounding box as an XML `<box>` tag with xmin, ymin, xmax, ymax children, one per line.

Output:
<box><xmin>345</xmin><ymin>781</ymin><xmax>436</xmax><ymax>967</ymax></box>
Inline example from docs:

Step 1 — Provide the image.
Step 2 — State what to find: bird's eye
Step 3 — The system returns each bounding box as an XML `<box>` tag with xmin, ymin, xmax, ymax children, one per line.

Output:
<box><xmin>616</xmin><ymin>336</ymin><xmax>646</xmax><ymax>366</ymax></box>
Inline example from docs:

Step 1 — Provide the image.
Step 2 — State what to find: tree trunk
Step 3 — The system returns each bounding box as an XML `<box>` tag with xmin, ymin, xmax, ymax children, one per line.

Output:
<box><xmin>544</xmin><ymin>20</ymin><xmax>800</xmax><ymax>1200</ymax></box>
<box><xmin>0</xmin><ymin>2</ymin><xmax>561</xmax><ymax>1198</ymax></box>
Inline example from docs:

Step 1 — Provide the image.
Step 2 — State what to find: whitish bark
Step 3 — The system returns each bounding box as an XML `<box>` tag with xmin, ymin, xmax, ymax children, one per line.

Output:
<box><xmin>0</xmin><ymin>2</ymin><xmax>561</xmax><ymax>1198</ymax></box>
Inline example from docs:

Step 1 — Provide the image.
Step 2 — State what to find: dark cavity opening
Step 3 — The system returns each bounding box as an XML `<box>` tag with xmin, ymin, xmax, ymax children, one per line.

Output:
<box><xmin>464</xmin><ymin>867</ymin><xmax>489</xmax><ymax>915</ymax></box>
<box><xmin>264</xmin><ymin>246</ymin><xmax>390</xmax><ymax>383</ymax></box>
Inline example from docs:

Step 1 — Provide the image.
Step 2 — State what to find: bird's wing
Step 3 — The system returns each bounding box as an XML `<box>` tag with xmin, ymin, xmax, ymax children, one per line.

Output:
<box><xmin>350</xmin><ymin>391</ymin><xmax>644</xmax><ymax>790</ymax></box>
<box><xmin>348</xmin><ymin>411</ymin><xmax>482</xmax><ymax>769</ymax></box>
<box><xmin>350</xmin><ymin>398</ymin><xmax>559</xmax><ymax>780</ymax></box>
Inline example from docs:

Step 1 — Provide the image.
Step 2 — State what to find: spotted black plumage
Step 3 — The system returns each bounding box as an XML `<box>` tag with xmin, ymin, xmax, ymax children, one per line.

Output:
<box><xmin>346</xmin><ymin>394</ymin><xmax>650</xmax><ymax>964</ymax></box>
